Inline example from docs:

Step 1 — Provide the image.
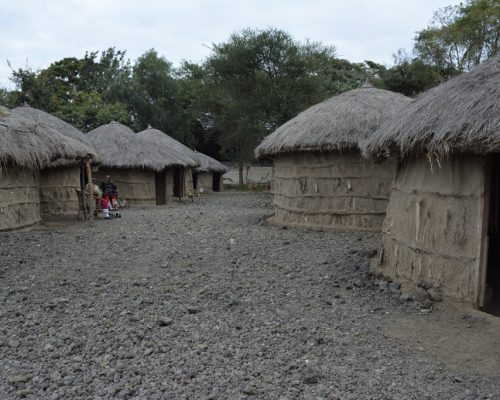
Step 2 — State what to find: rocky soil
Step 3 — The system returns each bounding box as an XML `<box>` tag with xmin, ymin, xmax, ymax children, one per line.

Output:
<box><xmin>0</xmin><ymin>192</ymin><xmax>499</xmax><ymax>399</ymax></box>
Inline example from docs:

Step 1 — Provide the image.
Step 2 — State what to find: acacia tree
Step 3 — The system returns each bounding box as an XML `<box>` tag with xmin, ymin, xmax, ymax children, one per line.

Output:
<box><xmin>197</xmin><ymin>28</ymin><xmax>366</xmax><ymax>184</ymax></box>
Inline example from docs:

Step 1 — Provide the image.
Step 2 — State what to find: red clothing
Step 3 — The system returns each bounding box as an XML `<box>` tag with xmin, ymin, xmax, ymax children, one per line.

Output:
<box><xmin>100</xmin><ymin>198</ymin><xmax>111</xmax><ymax>210</ymax></box>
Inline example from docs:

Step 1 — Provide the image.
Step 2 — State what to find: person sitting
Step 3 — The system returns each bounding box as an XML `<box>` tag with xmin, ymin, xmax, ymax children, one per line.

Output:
<box><xmin>99</xmin><ymin>196</ymin><xmax>121</xmax><ymax>219</ymax></box>
<box><xmin>101</xmin><ymin>175</ymin><xmax>118</xmax><ymax>207</ymax></box>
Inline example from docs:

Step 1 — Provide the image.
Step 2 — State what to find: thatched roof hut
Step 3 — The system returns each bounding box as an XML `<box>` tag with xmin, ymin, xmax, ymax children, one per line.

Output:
<box><xmin>136</xmin><ymin>127</ymin><xmax>198</xmax><ymax>168</ymax></box>
<box><xmin>0</xmin><ymin>111</ymin><xmax>92</xmax><ymax>229</ymax></box>
<box><xmin>137</xmin><ymin>127</ymin><xmax>198</xmax><ymax>199</ymax></box>
<box><xmin>254</xmin><ymin>83</ymin><xmax>412</xmax><ymax>231</ymax></box>
<box><xmin>194</xmin><ymin>151</ymin><xmax>227</xmax><ymax>174</ymax></box>
<box><xmin>193</xmin><ymin>151</ymin><xmax>228</xmax><ymax>192</ymax></box>
<box><xmin>363</xmin><ymin>57</ymin><xmax>500</xmax><ymax>308</ymax></box>
<box><xmin>255</xmin><ymin>83</ymin><xmax>411</xmax><ymax>158</ymax></box>
<box><xmin>11</xmin><ymin>105</ymin><xmax>97</xmax><ymax>161</ymax></box>
<box><xmin>87</xmin><ymin>122</ymin><xmax>171</xmax><ymax>205</ymax></box>
<box><xmin>363</xmin><ymin>59</ymin><xmax>499</xmax><ymax>159</ymax></box>
<box><xmin>11</xmin><ymin>105</ymin><xmax>99</xmax><ymax>217</ymax></box>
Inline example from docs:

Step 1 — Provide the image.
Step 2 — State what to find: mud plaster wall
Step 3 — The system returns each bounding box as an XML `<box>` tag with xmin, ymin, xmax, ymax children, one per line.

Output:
<box><xmin>39</xmin><ymin>167</ymin><xmax>80</xmax><ymax>217</ymax></box>
<box><xmin>197</xmin><ymin>173</ymin><xmax>214</xmax><ymax>192</ymax></box>
<box><xmin>379</xmin><ymin>155</ymin><xmax>485</xmax><ymax>304</ymax></box>
<box><xmin>271</xmin><ymin>151</ymin><xmax>396</xmax><ymax>231</ymax></box>
<box><xmin>166</xmin><ymin>168</ymin><xmax>174</xmax><ymax>200</ymax></box>
<box><xmin>0</xmin><ymin>168</ymin><xmax>40</xmax><ymax>230</ymax></box>
<box><xmin>94</xmin><ymin>168</ymin><xmax>156</xmax><ymax>206</ymax></box>
<box><xmin>184</xmin><ymin>168</ymin><xmax>194</xmax><ymax>195</ymax></box>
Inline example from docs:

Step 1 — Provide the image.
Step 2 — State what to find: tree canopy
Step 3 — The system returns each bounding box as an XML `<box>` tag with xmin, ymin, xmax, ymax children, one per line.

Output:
<box><xmin>1</xmin><ymin>0</ymin><xmax>497</xmax><ymax>171</ymax></box>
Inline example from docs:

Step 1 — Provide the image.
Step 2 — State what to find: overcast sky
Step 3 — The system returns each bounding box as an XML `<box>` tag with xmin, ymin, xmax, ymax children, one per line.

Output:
<box><xmin>1</xmin><ymin>0</ymin><xmax>462</xmax><ymax>89</ymax></box>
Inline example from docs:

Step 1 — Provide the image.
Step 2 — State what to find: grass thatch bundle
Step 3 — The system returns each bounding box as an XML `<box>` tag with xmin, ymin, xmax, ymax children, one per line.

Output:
<box><xmin>87</xmin><ymin>122</ymin><xmax>176</xmax><ymax>171</ymax></box>
<box><xmin>255</xmin><ymin>83</ymin><xmax>412</xmax><ymax>159</ymax></box>
<box><xmin>0</xmin><ymin>111</ymin><xmax>95</xmax><ymax>171</ymax></box>
<box><xmin>137</xmin><ymin>127</ymin><xmax>198</xmax><ymax>168</ymax></box>
<box><xmin>363</xmin><ymin>57</ymin><xmax>500</xmax><ymax>159</ymax></box>
<box><xmin>194</xmin><ymin>151</ymin><xmax>228</xmax><ymax>173</ymax></box>
<box><xmin>11</xmin><ymin>105</ymin><xmax>99</xmax><ymax>167</ymax></box>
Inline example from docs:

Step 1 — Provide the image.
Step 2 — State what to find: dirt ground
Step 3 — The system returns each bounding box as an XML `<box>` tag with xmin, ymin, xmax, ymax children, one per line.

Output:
<box><xmin>0</xmin><ymin>191</ymin><xmax>499</xmax><ymax>400</ymax></box>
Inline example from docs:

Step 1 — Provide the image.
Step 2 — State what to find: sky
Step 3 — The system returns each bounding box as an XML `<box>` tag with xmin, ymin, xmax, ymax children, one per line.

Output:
<box><xmin>0</xmin><ymin>0</ymin><xmax>462</xmax><ymax>89</ymax></box>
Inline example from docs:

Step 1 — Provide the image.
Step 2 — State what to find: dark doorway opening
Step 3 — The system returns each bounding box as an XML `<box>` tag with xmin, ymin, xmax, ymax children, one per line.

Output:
<box><xmin>193</xmin><ymin>173</ymin><xmax>198</xmax><ymax>190</ymax></box>
<box><xmin>155</xmin><ymin>170</ymin><xmax>166</xmax><ymax>205</ymax></box>
<box><xmin>173</xmin><ymin>167</ymin><xmax>184</xmax><ymax>198</ymax></box>
<box><xmin>212</xmin><ymin>173</ymin><xmax>221</xmax><ymax>192</ymax></box>
<box><xmin>485</xmin><ymin>155</ymin><xmax>500</xmax><ymax>316</ymax></box>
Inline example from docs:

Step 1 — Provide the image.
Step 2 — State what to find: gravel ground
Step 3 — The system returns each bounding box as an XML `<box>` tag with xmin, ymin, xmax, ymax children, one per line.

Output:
<box><xmin>0</xmin><ymin>191</ymin><xmax>499</xmax><ymax>400</ymax></box>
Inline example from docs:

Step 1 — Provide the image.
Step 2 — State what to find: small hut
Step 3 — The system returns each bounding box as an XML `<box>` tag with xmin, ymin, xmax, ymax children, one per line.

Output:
<box><xmin>11</xmin><ymin>105</ymin><xmax>98</xmax><ymax>218</ymax></box>
<box><xmin>363</xmin><ymin>57</ymin><xmax>500</xmax><ymax>307</ymax></box>
<box><xmin>192</xmin><ymin>151</ymin><xmax>228</xmax><ymax>192</ymax></box>
<box><xmin>0</xmin><ymin>110</ymin><xmax>93</xmax><ymax>230</ymax></box>
<box><xmin>136</xmin><ymin>127</ymin><xmax>199</xmax><ymax>200</ymax></box>
<box><xmin>255</xmin><ymin>83</ymin><xmax>412</xmax><ymax>231</ymax></box>
<box><xmin>87</xmin><ymin>122</ymin><xmax>177</xmax><ymax>205</ymax></box>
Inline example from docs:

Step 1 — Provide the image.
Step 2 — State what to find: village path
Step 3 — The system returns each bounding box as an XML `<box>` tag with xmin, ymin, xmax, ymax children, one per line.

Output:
<box><xmin>0</xmin><ymin>191</ymin><xmax>499</xmax><ymax>400</ymax></box>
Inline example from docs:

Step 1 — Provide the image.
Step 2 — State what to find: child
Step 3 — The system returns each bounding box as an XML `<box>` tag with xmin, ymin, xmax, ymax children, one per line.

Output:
<box><xmin>99</xmin><ymin>197</ymin><xmax>121</xmax><ymax>219</ymax></box>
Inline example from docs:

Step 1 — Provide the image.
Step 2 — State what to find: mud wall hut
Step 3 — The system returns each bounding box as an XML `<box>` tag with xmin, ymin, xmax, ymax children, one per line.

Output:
<box><xmin>0</xmin><ymin>110</ymin><xmax>93</xmax><ymax>230</ymax></box>
<box><xmin>255</xmin><ymin>83</ymin><xmax>412</xmax><ymax>231</ymax></box>
<box><xmin>363</xmin><ymin>57</ymin><xmax>500</xmax><ymax>307</ymax></box>
<box><xmin>137</xmin><ymin>127</ymin><xmax>199</xmax><ymax>200</ymax></box>
<box><xmin>87</xmin><ymin>122</ymin><xmax>174</xmax><ymax>205</ymax></box>
<box><xmin>11</xmin><ymin>105</ymin><xmax>98</xmax><ymax>218</ymax></box>
<box><xmin>192</xmin><ymin>151</ymin><xmax>228</xmax><ymax>192</ymax></box>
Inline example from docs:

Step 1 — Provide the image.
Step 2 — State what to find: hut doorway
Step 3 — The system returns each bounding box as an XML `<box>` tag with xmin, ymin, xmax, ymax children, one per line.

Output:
<box><xmin>212</xmin><ymin>173</ymin><xmax>221</xmax><ymax>192</ymax></box>
<box><xmin>484</xmin><ymin>155</ymin><xmax>500</xmax><ymax>316</ymax></box>
<box><xmin>155</xmin><ymin>171</ymin><xmax>166</xmax><ymax>205</ymax></box>
<box><xmin>193</xmin><ymin>172</ymin><xmax>198</xmax><ymax>190</ymax></box>
<box><xmin>173</xmin><ymin>167</ymin><xmax>184</xmax><ymax>198</ymax></box>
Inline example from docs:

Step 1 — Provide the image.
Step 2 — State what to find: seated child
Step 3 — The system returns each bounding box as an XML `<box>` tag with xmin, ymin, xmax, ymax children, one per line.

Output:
<box><xmin>99</xmin><ymin>197</ymin><xmax>121</xmax><ymax>219</ymax></box>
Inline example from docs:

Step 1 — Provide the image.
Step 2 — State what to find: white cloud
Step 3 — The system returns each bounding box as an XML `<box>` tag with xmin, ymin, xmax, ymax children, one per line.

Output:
<box><xmin>0</xmin><ymin>0</ymin><xmax>462</xmax><ymax>89</ymax></box>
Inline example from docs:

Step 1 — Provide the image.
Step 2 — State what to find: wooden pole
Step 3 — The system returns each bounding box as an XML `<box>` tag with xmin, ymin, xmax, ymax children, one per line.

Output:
<box><xmin>85</xmin><ymin>159</ymin><xmax>94</xmax><ymax>220</ymax></box>
<box><xmin>80</xmin><ymin>161</ymin><xmax>87</xmax><ymax>220</ymax></box>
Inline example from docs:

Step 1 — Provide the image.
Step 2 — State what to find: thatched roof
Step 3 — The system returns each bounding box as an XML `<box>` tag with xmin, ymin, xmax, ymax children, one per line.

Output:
<box><xmin>255</xmin><ymin>83</ymin><xmax>412</xmax><ymax>158</ymax></box>
<box><xmin>136</xmin><ymin>127</ymin><xmax>198</xmax><ymax>168</ymax></box>
<box><xmin>11</xmin><ymin>105</ymin><xmax>99</xmax><ymax>164</ymax></box>
<box><xmin>194</xmin><ymin>151</ymin><xmax>228</xmax><ymax>173</ymax></box>
<box><xmin>87</xmin><ymin>122</ymin><xmax>175</xmax><ymax>171</ymax></box>
<box><xmin>363</xmin><ymin>57</ymin><xmax>500</xmax><ymax>159</ymax></box>
<box><xmin>0</xmin><ymin>111</ymin><xmax>95</xmax><ymax>171</ymax></box>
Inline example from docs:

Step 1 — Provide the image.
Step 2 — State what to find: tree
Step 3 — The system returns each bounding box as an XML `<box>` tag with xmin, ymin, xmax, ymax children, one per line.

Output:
<box><xmin>8</xmin><ymin>48</ymin><xmax>132</xmax><ymax>131</ymax></box>
<box><xmin>125</xmin><ymin>49</ymin><xmax>193</xmax><ymax>144</ymax></box>
<box><xmin>198</xmin><ymin>28</ymin><xmax>366</xmax><ymax>184</ymax></box>
<box><xmin>414</xmin><ymin>0</ymin><xmax>499</xmax><ymax>73</ymax></box>
<box><xmin>374</xmin><ymin>50</ymin><xmax>446</xmax><ymax>97</ymax></box>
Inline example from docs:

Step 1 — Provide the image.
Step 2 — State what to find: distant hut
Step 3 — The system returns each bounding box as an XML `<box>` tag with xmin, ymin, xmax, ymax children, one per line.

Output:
<box><xmin>136</xmin><ymin>127</ymin><xmax>199</xmax><ymax>200</ymax></box>
<box><xmin>0</xmin><ymin>110</ymin><xmax>93</xmax><ymax>230</ymax></box>
<box><xmin>363</xmin><ymin>57</ymin><xmax>500</xmax><ymax>307</ymax></box>
<box><xmin>11</xmin><ymin>105</ymin><xmax>98</xmax><ymax>218</ymax></box>
<box><xmin>87</xmin><ymin>122</ymin><xmax>178</xmax><ymax>205</ymax></box>
<box><xmin>192</xmin><ymin>151</ymin><xmax>228</xmax><ymax>192</ymax></box>
<box><xmin>255</xmin><ymin>83</ymin><xmax>412</xmax><ymax>231</ymax></box>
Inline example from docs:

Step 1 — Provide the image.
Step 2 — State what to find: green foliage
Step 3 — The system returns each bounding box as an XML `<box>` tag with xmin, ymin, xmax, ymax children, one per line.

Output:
<box><xmin>373</xmin><ymin>50</ymin><xmax>446</xmax><ymax>97</ymax></box>
<box><xmin>127</xmin><ymin>49</ymin><xmax>193</xmax><ymax>144</ymax></box>
<box><xmin>3</xmin><ymin>3</ymin><xmax>497</xmax><ymax>154</ymax></box>
<box><xmin>414</xmin><ymin>0</ymin><xmax>499</xmax><ymax>72</ymax></box>
<box><xmin>8</xmin><ymin>48</ymin><xmax>132</xmax><ymax>131</ymax></box>
<box><xmin>196</xmin><ymin>28</ymin><xmax>367</xmax><ymax>162</ymax></box>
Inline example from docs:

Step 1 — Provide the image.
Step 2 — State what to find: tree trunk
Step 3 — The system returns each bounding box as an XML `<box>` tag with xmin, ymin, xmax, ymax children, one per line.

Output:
<box><xmin>238</xmin><ymin>160</ymin><xmax>244</xmax><ymax>187</ymax></box>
